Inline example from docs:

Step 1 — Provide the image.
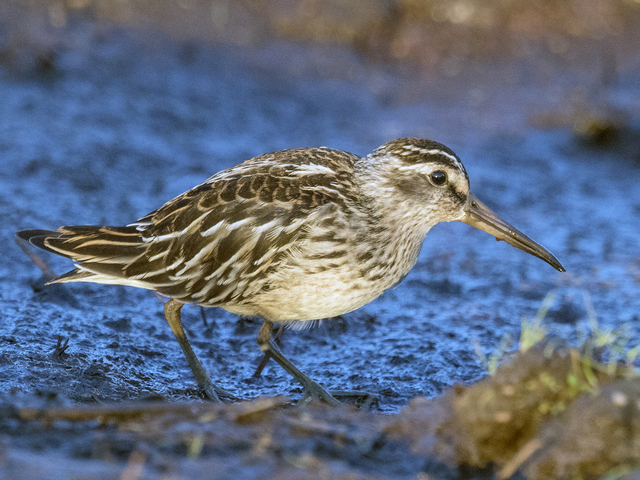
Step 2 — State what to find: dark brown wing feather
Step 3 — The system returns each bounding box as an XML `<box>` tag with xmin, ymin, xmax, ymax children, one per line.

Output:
<box><xmin>127</xmin><ymin>147</ymin><xmax>359</xmax><ymax>304</ymax></box>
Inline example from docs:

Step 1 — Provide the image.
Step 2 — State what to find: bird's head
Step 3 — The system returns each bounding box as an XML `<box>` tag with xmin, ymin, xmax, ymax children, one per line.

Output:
<box><xmin>359</xmin><ymin>138</ymin><xmax>565</xmax><ymax>272</ymax></box>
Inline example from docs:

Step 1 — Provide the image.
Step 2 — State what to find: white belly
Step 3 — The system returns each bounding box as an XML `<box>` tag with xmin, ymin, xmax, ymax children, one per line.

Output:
<box><xmin>220</xmin><ymin>262</ymin><xmax>386</xmax><ymax>322</ymax></box>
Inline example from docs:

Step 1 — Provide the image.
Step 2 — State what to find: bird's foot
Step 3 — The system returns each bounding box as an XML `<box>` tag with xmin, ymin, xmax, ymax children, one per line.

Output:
<box><xmin>297</xmin><ymin>385</ymin><xmax>379</xmax><ymax>409</ymax></box>
<box><xmin>330</xmin><ymin>390</ymin><xmax>380</xmax><ymax>409</ymax></box>
<box><xmin>297</xmin><ymin>381</ymin><xmax>341</xmax><ymax>407</ymax></box>
<box><xmin>200</xmin><ymin>381</ymin><xmax>239</xmax><ymax>402</ymax></box>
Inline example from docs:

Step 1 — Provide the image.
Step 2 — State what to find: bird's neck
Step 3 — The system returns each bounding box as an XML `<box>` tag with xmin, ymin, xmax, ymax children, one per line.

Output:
<box><xmin>353</xmin><ymin>163</ymin><xmax>437</xmax><ymax>289</ymax></box>
<box><xmin>365</xmin><ymin>213</ymin><xmax>433</xmax><ymax>287</ymax></box>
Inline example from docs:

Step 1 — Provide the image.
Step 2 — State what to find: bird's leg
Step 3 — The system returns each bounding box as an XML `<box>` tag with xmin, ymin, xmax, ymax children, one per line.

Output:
<box><xmin>164</xmin><ymin>299</ymin><xmax>237</xmax><ymax>401</ymax></box>
<box><xmin>257</xmin><ymin>320</ymin><xmax>340</xmax><ymax>406</ymax></box>
<box><xmin>253</xmin><ymin>325</ymin><xmax>285</xmax><ymax>377</ymax></box>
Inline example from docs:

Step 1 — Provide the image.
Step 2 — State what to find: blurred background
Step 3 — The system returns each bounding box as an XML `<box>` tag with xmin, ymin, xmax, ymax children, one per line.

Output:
<box><xmin>2</xmin><ymin>0</ymin><xmax>639</xmax><ymax>123</ymax></box>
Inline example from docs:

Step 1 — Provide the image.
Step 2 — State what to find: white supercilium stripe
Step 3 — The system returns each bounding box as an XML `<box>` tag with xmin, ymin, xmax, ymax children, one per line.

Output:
<box><xmin>400</xmin><ymin>146</ymin><xmax>462</xmax><ymax>170</ymax></box>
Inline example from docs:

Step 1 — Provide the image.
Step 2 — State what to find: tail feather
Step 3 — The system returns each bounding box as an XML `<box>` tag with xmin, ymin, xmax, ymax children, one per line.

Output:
<box><xmin>16</xmin><ymin>229</ymin><xmax>61</xmax><ymax>254</ymax></box>
<box><xmin>47</xmin><ymin>226</ymin><xmax>144</xmax><ymax>262</ymax></box>
<box><xmin>48</xmin><ymin>268</ymin><xmax>97</xmax><ymax>284</ymax></box>
<box><xmin>17</xmin><ymin>226</ymin><xmax>148</xmax><ymax>286</ymax></box>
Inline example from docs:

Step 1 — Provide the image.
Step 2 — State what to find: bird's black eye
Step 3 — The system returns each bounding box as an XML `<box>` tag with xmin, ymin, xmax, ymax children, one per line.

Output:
<box><xmin>430</xmin><ymin>171</ymin><xmax>447</xmax><ymax>186</ymax></box>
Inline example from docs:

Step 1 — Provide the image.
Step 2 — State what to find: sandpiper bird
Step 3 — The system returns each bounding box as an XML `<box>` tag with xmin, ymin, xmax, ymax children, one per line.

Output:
<box><xmin>17</xmin><ymin>138</ymin><xmax>564</xmax><ymax>405</ymax></box>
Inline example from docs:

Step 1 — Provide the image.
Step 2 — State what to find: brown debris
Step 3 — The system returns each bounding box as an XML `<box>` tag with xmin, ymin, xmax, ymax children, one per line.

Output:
<box><xmin>2</xmin><ymin>345</ymin><xmax>640</xmax><ymax>478</ymax></box>
<box><xmin>385</xmin><ymin>345</ymin><xmax>640</xmax><ymax>479</ymax></box>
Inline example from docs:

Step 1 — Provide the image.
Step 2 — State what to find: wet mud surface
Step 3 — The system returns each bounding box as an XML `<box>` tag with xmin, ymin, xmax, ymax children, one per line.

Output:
<box><xmin>1</xmin><ymin>1</ymin><xmax>640</xmax><ymax>478</ymax></box>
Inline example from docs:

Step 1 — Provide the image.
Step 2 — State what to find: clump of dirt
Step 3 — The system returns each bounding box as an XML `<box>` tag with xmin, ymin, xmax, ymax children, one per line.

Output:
<box><xmin>386</xmin><ymin>344</ymin><xmax>640</xmax><ymax>479</ymax></box>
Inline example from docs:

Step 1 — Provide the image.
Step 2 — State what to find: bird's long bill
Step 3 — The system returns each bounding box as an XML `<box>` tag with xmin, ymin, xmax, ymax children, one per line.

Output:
<box><xmin>461</xmin><ymin>193</ymin><xmax>565</xmax><ymax>272</ymax></box>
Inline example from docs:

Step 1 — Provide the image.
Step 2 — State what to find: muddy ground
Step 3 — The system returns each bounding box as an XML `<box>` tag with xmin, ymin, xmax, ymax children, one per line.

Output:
<box><xmin>0</xmin><ymin>1</ymin><xmax>639</xmax><ymax>478</ymax></box>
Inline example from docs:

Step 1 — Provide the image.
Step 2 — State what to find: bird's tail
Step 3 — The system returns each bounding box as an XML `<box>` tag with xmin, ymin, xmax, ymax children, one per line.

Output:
<box><xmin>16</xmin><ymin>227</ymin><xmax>149</xmax><ymax>287</ymax></box>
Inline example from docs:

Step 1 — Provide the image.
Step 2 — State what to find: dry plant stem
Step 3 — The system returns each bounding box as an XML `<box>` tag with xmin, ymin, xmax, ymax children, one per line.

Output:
<box><xmin>53</xmin><ymin>336</ymin><xmax>70</xmax><ymax>358</ymax></box>
<box><xmin>498</xmin><ymin>438</ymin><xmax>543</xmax><ymax>479</ymax></box>
<box><xmin>15</xmin><ymin>236</ymin><xmax>58</xmax><ymax>281</ymax></box>
<box><xmin>257</xmin><ymin>320</ymin><xmax>341</xmax><ymax>406</ymax></box>
<box><xmin>164</xmin><ymin>299</ymin><xmax>237</xmax><ymax>401</ymax></box>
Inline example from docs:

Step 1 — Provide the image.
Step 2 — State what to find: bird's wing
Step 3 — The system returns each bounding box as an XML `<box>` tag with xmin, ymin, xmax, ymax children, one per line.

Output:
<box><xmin>123</xmin><ymin>148</ymin><xmax>360</xmax><ymax>304</ymax></box>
